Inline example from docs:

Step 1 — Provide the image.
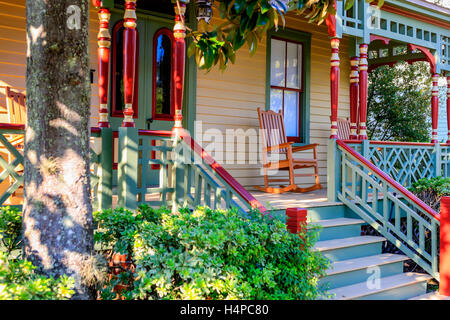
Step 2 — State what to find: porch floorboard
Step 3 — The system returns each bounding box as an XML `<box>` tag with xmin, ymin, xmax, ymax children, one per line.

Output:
<box><xmin>249</xmin><ymin>188</ymin><xmax>342</xmax><ymax>210</ymax></box>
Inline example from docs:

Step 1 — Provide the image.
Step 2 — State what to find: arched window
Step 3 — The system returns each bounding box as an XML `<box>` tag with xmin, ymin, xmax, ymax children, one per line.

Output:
<box><xmin>111</xmin><ymin>20</ymin><xmax>139</xmax><ymax>118</ymax></box>
<box><xmin>152</xmin><ymin>28</ymin><xmax>175</xmax><ymax>121</ymax></box>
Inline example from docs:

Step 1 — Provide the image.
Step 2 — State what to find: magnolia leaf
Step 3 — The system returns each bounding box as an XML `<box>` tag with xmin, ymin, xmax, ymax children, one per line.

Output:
<box><xmin>345</xmin><ymin>0</ymin><xmax>355</xmax><ymax>11</ymax></box>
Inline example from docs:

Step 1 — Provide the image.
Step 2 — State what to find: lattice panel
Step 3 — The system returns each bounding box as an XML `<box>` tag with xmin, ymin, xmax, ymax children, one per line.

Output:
<box><xmin>0</xmin><ymin>131</ymin><xmax>24</xmax><ymax>206</ymax></box>
<box><xmin>368</xmin><ymin>144</ymin><xmax>435</xmax><ymax>188</ymax></box>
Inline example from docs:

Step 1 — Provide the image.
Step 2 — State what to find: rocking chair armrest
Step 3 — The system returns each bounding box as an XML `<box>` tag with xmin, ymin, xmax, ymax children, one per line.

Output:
<box><xmin>266</xmin><ymin>142</ymin><xmax>294</xmax><ymax>152</ymax></box>
<box><xmin>291</xmin><ymin>143</ymin><xmax>319</xmax><ymax>153</ymax></box>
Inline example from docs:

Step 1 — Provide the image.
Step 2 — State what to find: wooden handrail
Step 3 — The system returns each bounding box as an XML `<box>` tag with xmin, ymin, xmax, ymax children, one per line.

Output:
<box><xmin>369</xmin><ymin>141</ymin><xmax>435</xmax><ymax>147</ymax></box>
<box><xmin>336</xmin><ymin>139</ymin><xmax>440</xmax><ymax>222</ymax></box>
<box><xmin>0</xmin><ymin>123</ymin><xmax>25</xmax><ymax>131</ymax></box>
<box><xmin>138</xmin><ymin>129</ymin><xmax>173</xmax><ymax>137</ymax></box>
<box><xmin>177</xmin><ymin>128</ymin><xmax>267</xmax><ymax>213</ymax></box>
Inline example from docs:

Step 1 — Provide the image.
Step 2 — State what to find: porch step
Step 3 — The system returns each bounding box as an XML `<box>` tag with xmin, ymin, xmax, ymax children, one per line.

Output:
<box><xmin>409</xmin><ymin>292</ymin><xmax>450</xmax><ymax>300</ymax></box>
<box><xmin>314</xmin><ymin>236</ymin><xmax>385</xmax><ymax>261</ymax></box>
<box><xmin>329</xmin><ymin>272</ymin><xmax>432</xmax><ymax>300</ymax></box>
<box><xmin>310</xmin><ymin>217</ymin><xmax>365</xmax><ymax>241</ymax></box>
<box><xmin>320</xmin><ymin>254</ymin><xmax>409</xmax><ymax>290</ymax></box>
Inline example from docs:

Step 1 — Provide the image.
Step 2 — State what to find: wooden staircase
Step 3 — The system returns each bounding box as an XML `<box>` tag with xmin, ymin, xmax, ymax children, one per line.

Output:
<box><xmin>306</xmin><ymin>204</ymin><xmax>445</xmax><ymax>300</ymax></box>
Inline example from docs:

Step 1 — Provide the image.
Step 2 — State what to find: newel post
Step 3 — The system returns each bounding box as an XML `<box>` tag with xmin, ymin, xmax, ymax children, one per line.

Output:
<box><xmin>440</xmin><ymin>197</ymin><xmax>450</xmax><ymax>296</ymax></box>
<box><xmin>117</xmin><ymin>127</ymin><xmax>138</xmax><ymax>211</ymax></box>
<box><xmin>286</xmin><ymin>208</ymin><xmax>307</xmax><ymax>238</ymax></box>
<box><xmin>327</xmin><ymin>139</ymin><xmax>341</xmax><ymax>202</ymax></box>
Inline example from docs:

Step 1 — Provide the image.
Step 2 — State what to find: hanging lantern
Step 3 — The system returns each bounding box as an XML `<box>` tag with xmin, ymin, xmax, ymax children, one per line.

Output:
<box><xmin>196</xmin><ymin>0</ymin><xmax>212</xmax><ymax>23</ymax></box>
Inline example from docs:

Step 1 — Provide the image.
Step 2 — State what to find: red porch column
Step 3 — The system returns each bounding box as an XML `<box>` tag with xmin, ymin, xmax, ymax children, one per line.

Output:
<box><xmin>447</xmin><ymin>76</ymin><xmax>450</xmax><ymax>144</ymax></box>
<box><xmin>349</xmin><ymin>57</ymin><xmax>359</xmax><ymax>139</ymax></box>
<box><xmin>172</xmin><ymin>1</ymin><xmax>187</xmax><ymax>130</ymax></box>
<box><xmin>96</xmin><ymin>7</ymin><xmax>111</xmax><ymax>128</ymax></box>
<box><xmin>329</xmin><ymin>38</ymin><xmax>340</xmax><ymax>139</ymax></box>
<box><xmin>358</xmin><ymin>44</ymin><xmax>369</xmax><ymax>140</ymax></box>
<box><xmin>431</xmin><ymin>73</ymin><xmax>440</xmax><ymax>143</ymax></box>
<box><xmin>122</xmin><ymin>0</ymin><xmax>137</xmax><ymax>128</ymax></box>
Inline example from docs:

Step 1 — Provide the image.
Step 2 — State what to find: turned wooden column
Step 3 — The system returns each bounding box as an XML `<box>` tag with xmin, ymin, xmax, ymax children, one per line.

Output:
<box><xmin>122</xmin><ymin>0</ymin><xmax>137</xmax><ymax>127</ymax></box>
<box><xmin>358</xmin><ymin>44</ymin><xmax>369</xmax><ymax>140</ymax></box>
<box><xmin>96</xmin><ymin>7</ymin><xmax>111</xmax><ymax>128</ymax></box>
<box><xmin>447</xmin><ymin>76</ymin><xmax>450</xmax><ymax>144</ymax></box>
<box><xmin>329</xmin><ymin>38</ymin><xmax>340</xmax><ymax>139</ymax></box>
<box><xmin>431</xmin><ymin>73</ymin><xmax>440</xmax><ymax>143</ymax></box>
<box><xmin>172</xmin><ymin>1</ymin><xmax>187</xmax><ymax>130</ymax></box>
<box><xmin>349</xmin><ymin>57</ymin><xmax>359</xmax><ymax>139</ymax></box>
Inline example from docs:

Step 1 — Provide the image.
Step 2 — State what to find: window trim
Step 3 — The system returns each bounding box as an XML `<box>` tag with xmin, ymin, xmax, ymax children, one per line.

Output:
<box><xmin>152</xmin><ymin>27</ymin><xmax>176</xmax><ymax>121</ymax></box>
<box><xmin>266</xmin><ymin>28</ymin><xmax>311</xmax><ymax>145</ymax></box>
<box><xmin>110</xmin><ymin>20</ymin><xmax>139</xmax><ymax>118</ymax></box>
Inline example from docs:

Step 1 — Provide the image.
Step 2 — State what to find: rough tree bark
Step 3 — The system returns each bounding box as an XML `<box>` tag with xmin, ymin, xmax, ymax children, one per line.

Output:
<box><xmin>24</xmin><ymin>0</ymin><xmax>93</xmax><ymax>299</ymax></box>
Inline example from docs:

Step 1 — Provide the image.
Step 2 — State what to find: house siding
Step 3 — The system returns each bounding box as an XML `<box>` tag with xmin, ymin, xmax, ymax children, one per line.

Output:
<box><xmin>195</xmin><ymin>12</ymin><xmax>351</xmax><ymax>188</ymax></box>
<box><xmin>0</xmin><ymin>0</ymin><xmax>100</xmax><ymax>127</ymax></box>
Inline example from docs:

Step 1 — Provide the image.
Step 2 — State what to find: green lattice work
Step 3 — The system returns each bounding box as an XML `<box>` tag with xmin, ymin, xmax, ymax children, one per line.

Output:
<box><xmin>0</xmin><ymin>128</ymin><xmax>24</xmax><ymax>205</ymax></box>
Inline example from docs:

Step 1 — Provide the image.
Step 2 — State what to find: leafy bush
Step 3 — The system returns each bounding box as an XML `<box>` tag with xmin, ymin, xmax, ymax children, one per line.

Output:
<box><xmin>0</xmin><ymin>206</ymin><xmax>75</xmax><ymax>300</ymax></box>
<box><xmin>409</xmin><ymin>176</ymin><xmax>450</xmax><ymax>212</ymax></box>
<box><xmin>0</xmin><ymin>206</ymin><xmax>22</xmax><ymax>256</ymax></box>
<box><xmin>96</xmin><ymin>205</ymin><xmax>328</xmax><ymax>300</ymax></box>
<box><xmin>0</xmin><ymin>252</ymin><xmax>75</xmax><ymax>300</ymax></box>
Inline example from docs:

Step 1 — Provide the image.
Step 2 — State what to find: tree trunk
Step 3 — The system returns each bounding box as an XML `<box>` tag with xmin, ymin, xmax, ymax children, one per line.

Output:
<box><xmin>24</xmin><ymin>0</ymin><xmax>93</xmax><ymax>299</ymax></box>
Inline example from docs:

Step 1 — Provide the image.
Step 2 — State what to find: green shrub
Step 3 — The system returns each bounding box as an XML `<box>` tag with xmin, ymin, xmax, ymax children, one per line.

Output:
<box><xmin>96</xmin><ymin>205</ymin><xmax>328</xmax><ymax>300</ymax></box>
<box><xmin>0</xmin><ymin>206</ymin><xmax>22</xmax><ymax>256</ymax></box>
<box><xmin>0</xmin><ymin>206</ymin><xmax>75</xmax><ymax>300</ymax></box>
<box><xmin>0</xmin><ymin>252</ymin><xmax>75</xmax><ymax>300</ymax></box>
<box><xmin>409</xmin><ymin>176</ymin><xmax>450</xmax><ymax>212</ymax></box>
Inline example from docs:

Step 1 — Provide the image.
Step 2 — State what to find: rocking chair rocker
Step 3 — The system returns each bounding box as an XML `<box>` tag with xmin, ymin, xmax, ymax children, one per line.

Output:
<box><xmin>254</xmin><ymin>107</ymin><xmax>322</xmax><ymax>194</ymax></box>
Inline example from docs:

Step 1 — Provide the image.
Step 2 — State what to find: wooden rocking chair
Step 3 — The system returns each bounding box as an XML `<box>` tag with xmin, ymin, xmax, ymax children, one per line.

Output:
<box><xmin>255</xmin><ymin>108</ymin><xmax>322</xmax><ymax>194</ymax></box>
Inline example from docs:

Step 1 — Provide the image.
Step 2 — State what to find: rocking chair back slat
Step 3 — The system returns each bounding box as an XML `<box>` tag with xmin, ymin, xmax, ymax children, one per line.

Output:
<box><xmin>258</xmin><ymin>108</ymin><xmax>288</xmax><ymax>154</ymax></box>
<box><xmin>337</xmin><ymin>117</ymin><xmax>351</xmax><ymax>140</ymax></box>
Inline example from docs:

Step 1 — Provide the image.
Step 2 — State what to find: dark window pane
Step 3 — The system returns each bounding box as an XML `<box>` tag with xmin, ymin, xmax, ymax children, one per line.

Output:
<box><xmin>114</xmin><ymin>26</ymin><xmax>125</xmax><ymax>112</ymax></box>
<box><xmin>155</xmin><ymin>33</ymin><xmax>172</xmax><ymax>115</ymax></box>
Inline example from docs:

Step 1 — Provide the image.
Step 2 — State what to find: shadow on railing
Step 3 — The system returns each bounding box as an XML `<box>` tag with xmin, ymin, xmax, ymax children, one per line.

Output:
<box><xmin>334</xmin><ymin>139</ymin><xmax>441</xmax><ymax>280</ymax></box>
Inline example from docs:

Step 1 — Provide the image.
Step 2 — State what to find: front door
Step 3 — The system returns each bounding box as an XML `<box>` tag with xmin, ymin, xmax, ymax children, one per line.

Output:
<box><xmin>108</xmin><ymin>13</ymin><xmax>177</xmax><ymax>131</ymax></box>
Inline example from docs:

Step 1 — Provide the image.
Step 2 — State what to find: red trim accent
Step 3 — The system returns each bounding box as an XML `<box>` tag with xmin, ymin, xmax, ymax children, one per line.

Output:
<box><xmin>370</xmin><ymin>35</ymin><xmax>391</xmax><ymax>45</ymax></box>
<box><xmin>440</xmin><ymin>196</ymin><xmax>450</xmax><ymax>296</ymax></box>
<box><xmin>381</xmin><ymin>3</ymin><xmax>450</xmax><ymax>30</ymax></box>
<box><xmin>97</xmin><ymin>8</ymin><xmax>111</xmax><ymax>128</ymax></box>
<box><xmin>325</xmin><ymin>2</ymin><xmax>337</xmax><ymax>38</ymax></box>
<box><xmin>177</xmin><ymin>128</ymin><xmax>267</xmax><ymax>213</ymax></box>
<box><xmin>408</xmin><ymin>44</ymin><xmax>436</xmax><ymax>74</ymax></box>
<box><xmin>91</xmin><ymin>127</ymin><xmax>101</xmax><ymax>134</ymax></box>
<box><xmin>92</xmin><ymin>0</ymin><xmax>103</xmax><ymax>7</ymax></box>
<box><xmin>152</xmin><ymin>28</ymin><xmax>176</xmax><ymax>122</ymax></box>
<box><xmin>138</xmin><ymin>129</ymin><xmax>174</xmax><ymax>137</ymax></box>
<box><xmin>337</xmin><ymin>139</ymin><xmax>440</xmax><ymax>221</ymax></box>
<box><xmin>341</xmin><ymin>139</ymin><xmax>362</xmax><ymax>144</ymax></box>
<box><xmin>0</xmin><ymin>123</ymin><xmax>25</xmax><ymax>131</ymax></box>
<box><xmin>111</xmin><ymin>20</ymin><xmax>139</xmax><ymax>118</ymax></box>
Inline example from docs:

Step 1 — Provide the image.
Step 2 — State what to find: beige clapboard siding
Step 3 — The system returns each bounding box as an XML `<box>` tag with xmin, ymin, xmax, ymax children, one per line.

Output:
<box><xmin>196</xmin><ymin>12</ymin><xmax>351</xmax><ymax>188</ymax></box>
<box><xmin>0</xmin><ymin>0</ymin><xmax>100</xmax><ymax>126</ymax></box>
